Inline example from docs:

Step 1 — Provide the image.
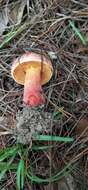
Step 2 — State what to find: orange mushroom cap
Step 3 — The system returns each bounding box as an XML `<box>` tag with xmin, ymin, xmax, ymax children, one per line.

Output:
<box><xmin>11</xmin><ymin>52</ymin><xmax>53</xmax><ymax>107</ymax></box>
<box><xmin>11</xmin><ymin>52</ymin><xmax>53</xmax><ymax>85</ymax></box>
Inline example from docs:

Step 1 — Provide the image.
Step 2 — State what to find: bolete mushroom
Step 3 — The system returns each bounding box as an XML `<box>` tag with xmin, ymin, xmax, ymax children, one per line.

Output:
<box><xmin>11</xmin><ymin>52</ymin><xmax>53</xmax><ymax>106</ymax></box>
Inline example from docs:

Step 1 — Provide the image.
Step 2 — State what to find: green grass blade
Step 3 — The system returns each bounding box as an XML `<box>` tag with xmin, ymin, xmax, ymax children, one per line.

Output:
<box><xmin>0</xmin><ymin>162</ymin><xmax>17</xmax><ymax>171</ymax></box>
<box><xmin>27</xmin><ymin>163</ymin><xmax>74</xmax><ymax>183</ymax></box>
<box><xmin>0</xmin><ymin>146</ymin><xmax>18</xmax><ymax>155</ymax></box>
<box><xmin>0</xmin><ymin>170</ymin><xmax>7</xmax><ymax>181</ymax></box>
<box><xmin>17</xmin><ymin>160</ymin><xmax>22</xmax><ymax>190</ymax></box>
<box><xmin>53</xmin><ymin>111</ymin><xmax>63</xmax><ymax>120</ymax></box>
<box><xmin>35</xmin><ymin>135</ymin><xmax>74</xmax><ymax>142</ymax></box>
<box><xmin>69</xmin><ymin>20</ymin><xmax>87</xmax><ymax>45</ymax></box>
<box><xmin>0</xmin><ymin>24</ymin><xmax>26</xmax><ymax>49</ymax></box>
<box><xmin>21</xmin><ymin>160</ymin><xmax>25</xmax><ymax>189</ymax></box>
<box><xmin>0</xmin><ymin>155</ymin><xmax>15</xmax><ymax>181</ymax></box>
<box><xmin>17</xmin><ymin>159</ymin><xmax>25</xmax><ymax>190</ymax></box>
<box><xmin>32</xmin><ymin>145</ymin><xmax>55</xmax><ymax>151</ymax></box>
<box><xmin>0</xmin><ymin>147</ymin><xmax>18</xmax><ymax>162</ymax></box>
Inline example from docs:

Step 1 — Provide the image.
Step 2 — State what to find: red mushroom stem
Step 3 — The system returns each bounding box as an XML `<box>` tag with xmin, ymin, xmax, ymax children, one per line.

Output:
<box><xmin>23</xmin><ymin>66</ymin><xmax>45</xmax><ymax>106</ymax></box>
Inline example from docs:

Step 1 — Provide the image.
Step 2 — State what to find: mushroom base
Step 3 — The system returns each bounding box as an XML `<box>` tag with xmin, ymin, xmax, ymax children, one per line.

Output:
<box><xmin>23</xmin><ymin>87</ymin><xmax>45</xmax><ymax>106</ymax></box>
<box><xmin>13</xmin><ymin>107</ymin><xmax>52</xmax><ymax>144</ymax></box>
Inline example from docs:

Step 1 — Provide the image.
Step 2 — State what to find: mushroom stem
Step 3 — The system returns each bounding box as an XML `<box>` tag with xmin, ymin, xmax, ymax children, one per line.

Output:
<box><xmin>23</xmin><ymin>66</ymin><xmax>45</xmax><ymax>106</ymax></box>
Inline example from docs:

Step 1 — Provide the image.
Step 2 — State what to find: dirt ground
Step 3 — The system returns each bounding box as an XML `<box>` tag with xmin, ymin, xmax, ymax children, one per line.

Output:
<box><xmin>0</xmin><ymin>0</ymin><xmax>88</xmax><ymax>189</ymax></box>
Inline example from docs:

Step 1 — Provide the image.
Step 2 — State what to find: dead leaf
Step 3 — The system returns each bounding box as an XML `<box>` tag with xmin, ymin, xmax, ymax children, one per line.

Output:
<box><xmin>0</xmin><ymin>7</ymin><xmax>8</xmax><ymax>35</ymax></box>
<box><xmin>77</xmin><ymin>47</ymin><xmax>88</xmax><ymax>53</ymax></box>
<box><xmin>76</xmin><ymin>118</ymin><xmax>88</xmax><ymax>137</ymax></box>
<box><xmin>9</xmin><ymin>0</ymin><xmax>26</xmax><ymax>25</ymax></box>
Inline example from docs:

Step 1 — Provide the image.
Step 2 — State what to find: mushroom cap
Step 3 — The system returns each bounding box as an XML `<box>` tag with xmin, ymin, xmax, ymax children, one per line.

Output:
<box><xmin>11</xmin><ymin>52</ymin><xmax>53</xmax><ymax>85</ymax></box>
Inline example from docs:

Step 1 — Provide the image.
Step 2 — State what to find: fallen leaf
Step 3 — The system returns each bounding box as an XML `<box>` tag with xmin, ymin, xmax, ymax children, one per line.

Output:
<box><xmin>9</xmin><ymin>0</ymin><xmax>26</xmax><ymax>25</ymax></box>
<box><xmin>0</xmin><ymin>7</ymin><xmax>8</xmax><ymax>35</ymax></box>
<box><xmin>76</xmin><ymin>118</ymin><xmax>88</xmax><ymax>137</ymax></box>
<box><xmin>77</xmin><ymin>47</ymin><xmax>88</xmax><ymax>53</ymax></box>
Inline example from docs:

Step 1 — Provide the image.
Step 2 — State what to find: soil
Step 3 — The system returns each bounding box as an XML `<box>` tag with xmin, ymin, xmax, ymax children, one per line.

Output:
<box><xmin>13</xmin><ymin>106</ymin><xmax>53</xmax><ymax>144</ymax></box>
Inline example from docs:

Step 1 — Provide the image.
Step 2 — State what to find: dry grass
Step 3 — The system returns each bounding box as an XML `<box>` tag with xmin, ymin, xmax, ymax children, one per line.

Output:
<box><xmin>0</xmin><ymin>0</ymin><xmax>88</xmax><ymax>189</ymax></box>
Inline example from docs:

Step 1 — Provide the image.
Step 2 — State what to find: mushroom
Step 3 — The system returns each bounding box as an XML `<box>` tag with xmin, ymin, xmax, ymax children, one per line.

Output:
<box><xmin>11</xmin><ymin>52</ymin><xmax>53</xmax><ymax>106</ymax></box>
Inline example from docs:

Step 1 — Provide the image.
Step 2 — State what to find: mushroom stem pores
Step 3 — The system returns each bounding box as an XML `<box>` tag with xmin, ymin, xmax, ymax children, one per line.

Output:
<box><xmin>23</xmin><ymin>66</ymin><xmax>45</xmax><ymax>106</ymax></box>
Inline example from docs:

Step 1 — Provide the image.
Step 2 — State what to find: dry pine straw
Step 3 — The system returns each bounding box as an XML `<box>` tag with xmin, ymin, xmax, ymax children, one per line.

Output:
<box><xmin>0</xmin><ymin>0</ymin><xmax>88</xmax><ymax>189</ymax></box>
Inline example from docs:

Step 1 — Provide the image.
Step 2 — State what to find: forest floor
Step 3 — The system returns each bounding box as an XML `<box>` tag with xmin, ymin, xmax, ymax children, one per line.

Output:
<box><xmin>0</xmin><ymin>0</ymin><xmax>88</xmax><ymax>189</ymax></box>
